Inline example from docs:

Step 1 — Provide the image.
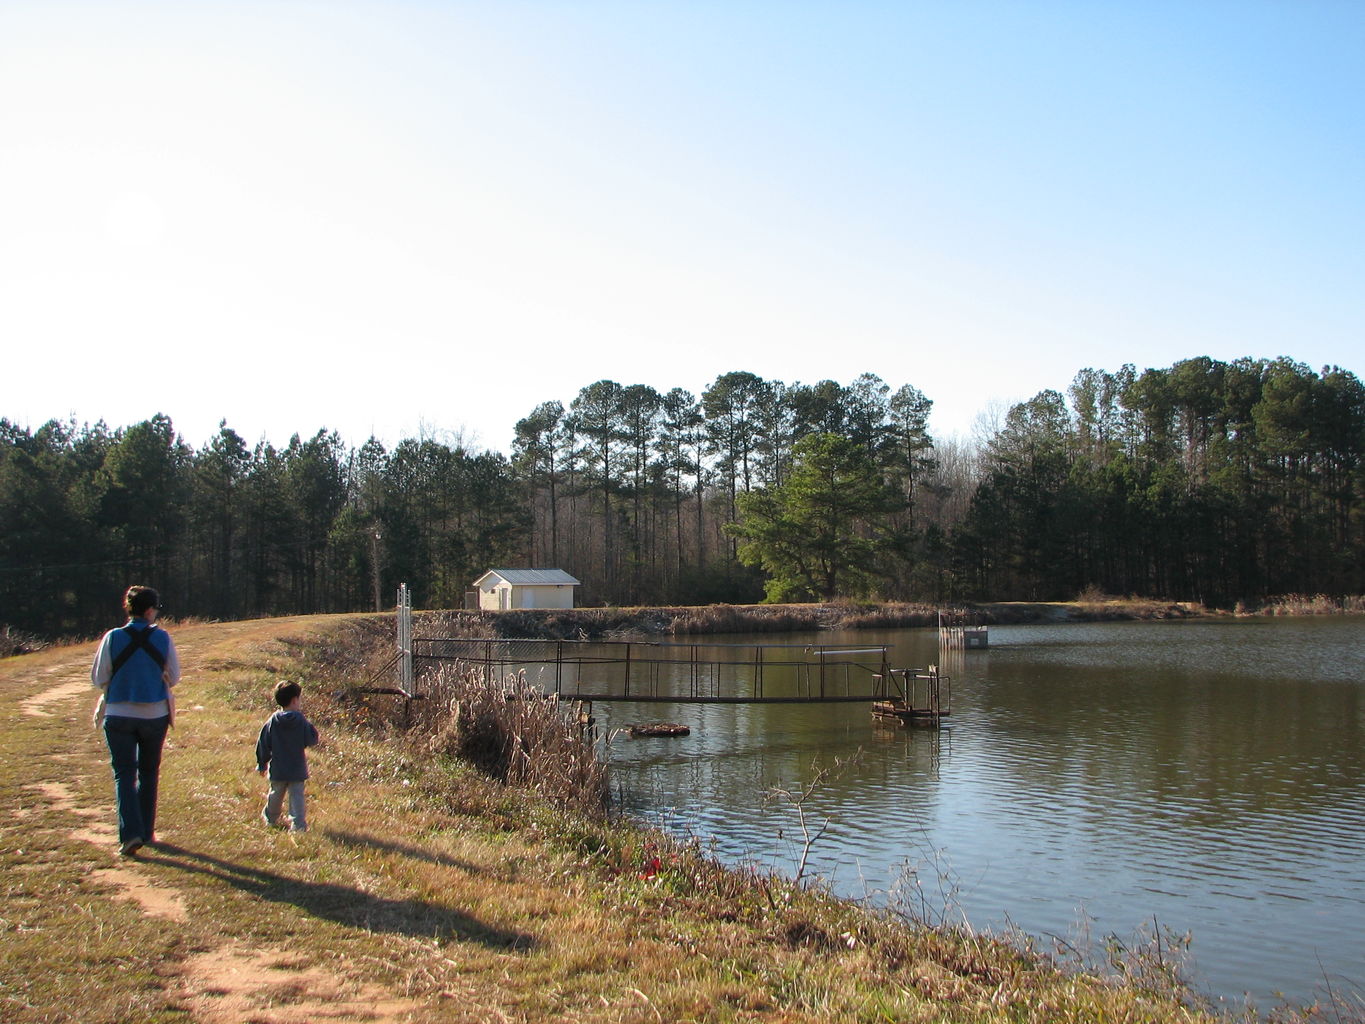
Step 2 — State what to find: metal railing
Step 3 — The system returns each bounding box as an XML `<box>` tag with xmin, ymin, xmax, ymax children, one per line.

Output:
<box><xmin>409</xmin><ymin>637</ymin><xmax>898</xmax><ymax>703</ymax></box>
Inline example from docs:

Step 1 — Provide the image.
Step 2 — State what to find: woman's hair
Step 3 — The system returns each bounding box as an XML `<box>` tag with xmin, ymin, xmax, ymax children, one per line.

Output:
<box><xmin>123</xmin><ymin>585</ymin><xmax>160</xmax><ymax>618</ymax></box>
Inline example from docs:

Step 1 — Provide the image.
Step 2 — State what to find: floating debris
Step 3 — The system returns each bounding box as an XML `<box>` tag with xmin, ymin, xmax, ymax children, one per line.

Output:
<box><xmin>627</xmin><ymin>722</ymin><xmax>690</xmax><ymax>738</ymax></box>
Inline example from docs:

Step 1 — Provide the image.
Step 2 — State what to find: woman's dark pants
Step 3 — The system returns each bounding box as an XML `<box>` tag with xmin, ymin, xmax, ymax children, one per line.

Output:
<box><xmin>103</xmin><ymin>715</ymin><xmax>170</xmax><ymax>844</ymax></box>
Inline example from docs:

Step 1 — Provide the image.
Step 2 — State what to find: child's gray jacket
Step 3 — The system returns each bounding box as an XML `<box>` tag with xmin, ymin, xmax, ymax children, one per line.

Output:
<box><xmin>255</xmin><ymin>710</ymin><xmax>319</xmax><ymax>781</ymax></box>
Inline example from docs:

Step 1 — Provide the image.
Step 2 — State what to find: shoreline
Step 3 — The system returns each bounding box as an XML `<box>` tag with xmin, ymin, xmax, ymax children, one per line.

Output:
<box><xmin>7</xmin><ymin>594</ymin><xmax>1361</xmax><ymax>659</ymax></box>
<box><xmin>414</xmin><ymin>594</ymin><xmax>1365</xmax><ymax>642</ymax></box>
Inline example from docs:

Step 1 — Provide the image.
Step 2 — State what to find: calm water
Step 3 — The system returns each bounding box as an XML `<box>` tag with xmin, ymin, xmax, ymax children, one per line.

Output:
<box><xmin>594</xmin><ymin>617</ymin><xmax>1365</xmax><ymax>1010</ymax></box>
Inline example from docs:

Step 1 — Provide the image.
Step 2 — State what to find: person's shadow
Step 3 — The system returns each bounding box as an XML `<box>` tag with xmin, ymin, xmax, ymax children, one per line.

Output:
<box><xmin>145</xmin><ymin>839</ymin><xmax>534</xmax><ymax>949</ymax></box>
<box><xmin>322</xmin><ymin>828</ymin><xmax>485</xmax><ymax>873</ymax></box>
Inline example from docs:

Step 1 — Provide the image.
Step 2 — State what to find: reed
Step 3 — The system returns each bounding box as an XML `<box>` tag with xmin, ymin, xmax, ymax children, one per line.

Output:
<box><xmin>667</xmin><ymin>603</ymin><xmax>827</xmax><ymax>634</ymax></box>
<box><xmin>1065</xmin><ymin>590</ymin><xmax>1201</xmax><ymax>621</ymax></box>
<box><xmin>829</xmin><ymin>602</ymin><xmax>939</xmax><ymax>629</ymax></box>
<box><xmin>1260</xmin><ymin>594</ymin><xmax>1365</xmax><ymax>616</ymax></box>
<box><xmin>376</xmin><ymin>662</ymin><xmax>609</xmax><ymax>815</ymax></box>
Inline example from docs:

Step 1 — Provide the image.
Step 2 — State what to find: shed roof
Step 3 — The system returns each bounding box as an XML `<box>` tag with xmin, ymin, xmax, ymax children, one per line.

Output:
<box><xmin>475</xmin><ymin>568</ymin><xmax>581</xmax><ymax>587</ymax></box>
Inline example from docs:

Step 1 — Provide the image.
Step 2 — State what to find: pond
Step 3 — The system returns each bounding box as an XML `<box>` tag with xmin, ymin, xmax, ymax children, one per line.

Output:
<box><xmin>595</xmin><ymin>616</ymin><xmax>1365</xmax><ymax>1011</ymax></box>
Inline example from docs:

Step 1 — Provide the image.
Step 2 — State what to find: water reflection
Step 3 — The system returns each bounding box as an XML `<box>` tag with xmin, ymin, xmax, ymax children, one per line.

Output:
<box><xmin>604</xmin><ymin>617</ymin><xmax>1365</xmax><ymax>1009</ymax></box>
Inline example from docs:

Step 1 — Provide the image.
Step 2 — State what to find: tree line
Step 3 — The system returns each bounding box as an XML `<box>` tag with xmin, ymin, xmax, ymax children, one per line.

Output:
<box><xmin>2</xmin><ymin>356</ymin><xmax>1362</xmax><ymax>638</ymax></box>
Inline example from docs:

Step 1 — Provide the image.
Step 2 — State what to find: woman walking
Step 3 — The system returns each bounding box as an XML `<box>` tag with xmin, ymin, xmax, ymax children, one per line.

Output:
<box><xmin>91</xmin><ymin>585</ymin><xmax>181</xmax><ymax>856</ymax></box>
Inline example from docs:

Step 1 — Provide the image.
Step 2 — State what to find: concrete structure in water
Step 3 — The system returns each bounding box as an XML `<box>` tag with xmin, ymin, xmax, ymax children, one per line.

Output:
<box><xmin>938</xmin><ymin>609</ymin><xmax>989</xmax><ymax>648</ymax></box>
<box><xmin>472</xmin><ymin>568</ymin><xmax>581</xmax><ymax>610</ymax></box>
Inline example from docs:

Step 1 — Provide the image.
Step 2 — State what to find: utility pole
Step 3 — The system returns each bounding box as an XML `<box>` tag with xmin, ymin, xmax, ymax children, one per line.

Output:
<box><xmin>369</xmin><ymin>529</ymin><xmax>383</xmax><ymax>611</ymax></box>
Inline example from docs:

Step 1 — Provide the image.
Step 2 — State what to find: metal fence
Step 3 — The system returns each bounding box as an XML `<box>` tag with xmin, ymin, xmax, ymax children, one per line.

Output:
<box><xmin>410</xmin><ymin>636</ymin><xmax>897</xmax><ymax>703</ymax></box>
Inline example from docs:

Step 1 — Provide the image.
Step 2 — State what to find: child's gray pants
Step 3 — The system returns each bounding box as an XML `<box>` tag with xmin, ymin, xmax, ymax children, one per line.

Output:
<box><xmin>264</xmin><ymin>780</ymin><xmax>307</xmax><ymax>831</ymax></box>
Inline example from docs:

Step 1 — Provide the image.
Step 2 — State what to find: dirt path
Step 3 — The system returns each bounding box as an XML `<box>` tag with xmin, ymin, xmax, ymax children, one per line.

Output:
<box><xmin>7</xmin><ymin>621</ymin><xmax>427</xmax><ymax>1024</ymax></box>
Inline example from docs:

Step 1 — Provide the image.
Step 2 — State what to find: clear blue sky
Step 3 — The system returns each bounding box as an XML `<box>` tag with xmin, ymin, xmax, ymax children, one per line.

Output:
<box><xmin>3</xmin><ymin>1</ymin><xmax>1361</xmax><ymax>453</ymax></box>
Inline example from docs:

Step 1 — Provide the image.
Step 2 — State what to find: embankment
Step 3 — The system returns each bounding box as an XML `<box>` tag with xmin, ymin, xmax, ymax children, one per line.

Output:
<box><xmin>410</xmin><ymin>597</ymin><xmax>1206</xmax><ymax>642</ymax></box>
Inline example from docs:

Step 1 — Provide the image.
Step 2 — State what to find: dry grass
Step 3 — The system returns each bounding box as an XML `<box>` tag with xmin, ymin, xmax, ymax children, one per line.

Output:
<box><xmin>4</xmin><ymin>612</ymin><xmax>1355</xmax><ymax>1023</ymax></box>
<box><xmin>1258</xmin><ymin>594</ymin><xmax>1365</xmax><ymax>616</ymax></box>
<box><xmin>1064</xmin><ymin>590</ymin><xmax>1205</xmax><ymax>621</ymax></box>
<box><xmin>410</xmin><ymin>664</ymin><xmax>609</xmax><ymax>815</ymax></box>
<box><xmin>411</xmin><ymin>603</ymin><xmax>843</xmax><ymax>639</ymax></box>
<box><xmin>0</xmin><ymin>623</ymin><xmax>51</xmax><ymax>658</ymax></box>
<box><xmin>405</xmin><ymin>599</ymin><xmax>1218</xmax><ymax>641</ymax></box>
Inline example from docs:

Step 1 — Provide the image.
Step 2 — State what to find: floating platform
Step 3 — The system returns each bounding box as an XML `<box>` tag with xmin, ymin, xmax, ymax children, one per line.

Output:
<box><xmin>871</xmin><ymin>699</ymin><xmax>949</xmax><ymax>727</ymax></box>
<box><xmin>868</xmin><ymin>666</ymin><xmax>950</xmax><ymax>728</ymax></box>
<box><xmin>628</xmin><ymin>722</ymin><xmax>690</xmax><ymax>738</ymax></box>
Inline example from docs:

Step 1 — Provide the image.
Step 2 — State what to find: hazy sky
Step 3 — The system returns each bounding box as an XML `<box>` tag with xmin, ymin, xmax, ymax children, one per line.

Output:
<box><xmin>3</xmin><ymin>1</ymin><xmax>1361</xmax><ymax>454</ymax></box>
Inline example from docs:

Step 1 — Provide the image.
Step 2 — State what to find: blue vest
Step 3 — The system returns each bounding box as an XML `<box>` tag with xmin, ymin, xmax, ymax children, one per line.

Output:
<box><xmin>105</xmin><ymin>622</ymin><xmax>171</xmax><ymax>704</ymax></box>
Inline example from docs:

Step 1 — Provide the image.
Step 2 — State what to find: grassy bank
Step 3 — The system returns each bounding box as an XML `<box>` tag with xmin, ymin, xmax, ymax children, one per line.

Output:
<box><xmin>407</xmin><ymin>599</ymin><xmax>1184</xmax><ymax>643</ymax></box>
<box><xmin>408</xmin><ymin>592</ymin><xmax>1365</xmax><ymax>642</ymax></box>
<box><xmin>1</xmin><ymin>613</ymin><xmax>1349</xmax><ymax>1022</ymax></box>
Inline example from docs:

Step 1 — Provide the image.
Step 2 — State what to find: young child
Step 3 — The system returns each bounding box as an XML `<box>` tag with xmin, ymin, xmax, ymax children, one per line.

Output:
<box><xmin>255</xmin><ymin>680</ymin><xmax>320</xmax><ymax>831</ymax></box>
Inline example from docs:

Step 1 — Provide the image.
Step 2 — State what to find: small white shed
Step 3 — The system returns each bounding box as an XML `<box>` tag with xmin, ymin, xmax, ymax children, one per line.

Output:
<box><xmin>473</xmin><ymin>568</ymin><xmax>581</xmax><ymax>610</ymax></box>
